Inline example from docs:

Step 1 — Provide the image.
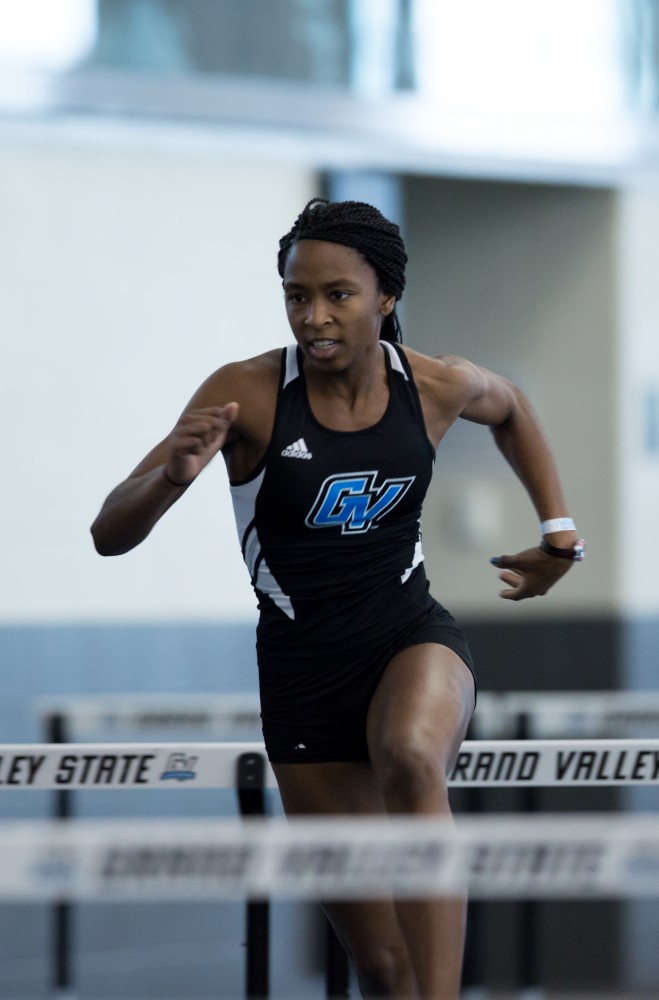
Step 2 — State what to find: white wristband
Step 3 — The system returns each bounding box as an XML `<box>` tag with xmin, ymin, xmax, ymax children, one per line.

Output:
<box><xmin>541</xmin><ymin>517</ymin><xmax>576</xmax><ymax>535</ymax></box>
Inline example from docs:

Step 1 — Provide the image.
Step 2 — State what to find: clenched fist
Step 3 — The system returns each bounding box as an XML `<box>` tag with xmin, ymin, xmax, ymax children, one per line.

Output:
<box><xmin>164</xmin><ymin>403</ymin><xmax>239</xmax><ymax>487</ymax></box>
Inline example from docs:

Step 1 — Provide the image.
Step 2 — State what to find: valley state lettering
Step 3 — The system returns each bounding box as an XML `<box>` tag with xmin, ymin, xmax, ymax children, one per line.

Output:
<box><xmin>0</xmin><ymin>753</ymin><xmax>156</xmax><ymax>786</ymax></box>
<box><xmin>0</xmin><ymin>754</ymin><xmax>46</xmax><ymax>785</ymax></box>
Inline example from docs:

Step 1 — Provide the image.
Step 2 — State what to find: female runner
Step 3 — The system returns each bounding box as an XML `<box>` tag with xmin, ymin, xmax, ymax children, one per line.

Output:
<box><xmin>92</xmin><ymin>198</ymin><xmax>582</xmax><ymax>999</ymax></box>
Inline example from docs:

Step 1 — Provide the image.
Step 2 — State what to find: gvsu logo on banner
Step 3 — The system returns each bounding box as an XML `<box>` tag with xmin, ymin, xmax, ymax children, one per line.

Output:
<box><xmin>306</xmin><ymin>472</ymin><xmax>415</xmax><ymax>534</ymax></box>
<box><xmin>160</xmin><ymin>753</ymin><xmax>198</xmax><ymax>782</ymax></box>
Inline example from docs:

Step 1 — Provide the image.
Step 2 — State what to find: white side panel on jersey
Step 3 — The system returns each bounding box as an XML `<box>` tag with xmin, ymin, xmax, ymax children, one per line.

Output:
<box><xmin>230</xmin><ymin>471</ymin><xmax>295</xmax><ymax>619</ymax></box>
<box><xmin>255</xmin><ymin>558</ymin><xmax>295</xmax><ymax>619</ymax></box>
<box><xmin>400</xmin><ymin>532</ymin><xmax>424</xmax><ymax>584</ymax></box>
<box><xmin>230</xmin><ymin>470</ymin><xmax>265</xmax><ymax>548</ymax></box>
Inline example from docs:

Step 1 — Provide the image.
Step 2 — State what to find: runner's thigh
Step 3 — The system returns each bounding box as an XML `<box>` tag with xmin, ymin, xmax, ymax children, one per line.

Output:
<box><xmin>367</xmin><ymin>642</ymin><xmax>476</xmax><ymax>778</ymax></box>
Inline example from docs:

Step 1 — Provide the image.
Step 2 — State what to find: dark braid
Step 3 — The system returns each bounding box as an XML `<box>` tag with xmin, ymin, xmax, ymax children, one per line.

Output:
<box><xmin>277</xmin><ymin>198</ymin><xmax>407</xmax><ymax>343</ymax></box>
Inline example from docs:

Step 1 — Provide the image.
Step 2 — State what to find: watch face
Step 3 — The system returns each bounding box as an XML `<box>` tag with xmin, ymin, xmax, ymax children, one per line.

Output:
<box><xmin>574</xmin><ymin>540</ymin><xmax>586</xmax><ymax>561</ymax></box>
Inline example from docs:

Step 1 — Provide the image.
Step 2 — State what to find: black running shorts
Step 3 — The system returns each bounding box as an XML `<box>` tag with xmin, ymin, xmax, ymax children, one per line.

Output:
<box><xmin>258</xmin><ymin>598</ymin><xmax>476</xmax><ymax>764</ymax></box>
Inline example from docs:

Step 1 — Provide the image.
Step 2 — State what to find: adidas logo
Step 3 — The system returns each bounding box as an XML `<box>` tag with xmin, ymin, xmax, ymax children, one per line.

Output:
<box><xmin>281</xmin><ymin>438</ymin><xmax>313</xmax><ymax>460</ymax></box>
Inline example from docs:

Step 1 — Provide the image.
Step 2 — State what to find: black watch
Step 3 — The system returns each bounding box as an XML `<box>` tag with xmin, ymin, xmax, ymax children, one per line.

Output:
<box><xmin>540</xmin><ymin>538</ymin><xmax>585</xmax><ymax>561</ymax></box>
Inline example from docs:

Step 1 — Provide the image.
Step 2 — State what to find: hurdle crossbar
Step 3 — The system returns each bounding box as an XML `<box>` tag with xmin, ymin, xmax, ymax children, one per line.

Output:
<box><xmin>37</xmin><ymin>693</ymin><xmax>262</xmax><ymax>740</ymax></box>
<box><xmin>471</xmin><ymin>690</ymin><xmax>659</xmax><ymax>739</ymax></box>
<box><xmin>2</xmin><ymin>739</ymin><xmax>659</xmax><ymax>789</ymax></box>
<box><xmin>37</xmin><ymin>690</ymin><xmax>659</xmax><ymax>741</ymax></box>
<box><xmin>0</xmin><ymin>812</ymin><xmax>658</xmax><ymax>901</ymax></box>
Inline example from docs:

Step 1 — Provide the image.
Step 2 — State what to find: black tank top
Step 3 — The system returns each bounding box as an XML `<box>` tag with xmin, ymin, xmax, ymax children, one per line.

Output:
<box><xmin>230</xmin><ymin>341</ymin><xmax>436</xmax><ymax>656</ymax></box>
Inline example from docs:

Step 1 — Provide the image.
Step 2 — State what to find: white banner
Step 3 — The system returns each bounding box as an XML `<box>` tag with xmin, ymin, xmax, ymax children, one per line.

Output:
<box><xmin>37</xmin><ymin>691</ymin><xmax>659</xmax><ymax>742</ymax></box>
<box><xmin>450</xmin><ymin>738</ymin><xmax>659</xmax><ymax>786</ymax></box>
<box><xmin>0</xmin><ymin>742</ymin><xmax>277</xmax><ymax>790</ymax></box>
<box><xmin>36</xmin><ymin>693</ymin><xmax>262</xmax><ymax>739</ymax></box>
<box><xmin>0</xmin><ymin>813</ymin><xmax>658</xmax><ymax>901</ymax></box>
<box><xmin>2</xmin><ymin>740</ymin><xmax>659</xmax><ymax>789</ymax></box>
<box><xmin>472</xmin><ymin>691</ymin><xmax>659</xmax><ymax>739</ymax></box>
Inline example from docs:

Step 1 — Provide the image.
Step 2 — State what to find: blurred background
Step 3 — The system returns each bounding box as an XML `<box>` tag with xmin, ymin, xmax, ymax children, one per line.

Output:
<box><xmin>1</xmin><ymin>0</ymin><xmax>659</xmax><ymax>996</ymax></box>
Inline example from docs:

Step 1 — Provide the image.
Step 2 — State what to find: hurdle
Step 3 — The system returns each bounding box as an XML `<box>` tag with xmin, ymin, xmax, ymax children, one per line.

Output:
<box><xmin>471</xmin><ymin>690</ymin><xmax>659</xmax><ymax>740</ymax></box>
<box><xmin>463</xmin><ymin>691</ymin><xmax>659</xmax><ymax>996</ymax></box>
<box><xmin>36</xmin><ymin>692</ymin><xmax>264</xmax><ymax>743</ymax></box>
<box><xmin>4</xmin><ymin>738</ymin><xmax>659</xmax><ymax>791</ymax></box>
<box><xmin>35</xmin><ymin>694</ymin><xmax>352</xmax><ymax>1000</ymax></box>
<box><xmin>2</xmin><ymin>810</ymin><xmax>659</xmax><ymax>901</ymax></box>
<box><xmin>33</xmin><ymin>691</ymin><xmax>659</xmax><ymax>998</ymax></box>
<box><xmin>36</xmin><ymin>688</ymin><xmax>659</xmax><ymax>745</ymax></box>
<box><xmin>36</xmin><ymin>695</ymin><xmax>279</xmax><ymax>999</ymax></box>
<box><xmin>0</xmin><ymin>806</ymin><xmax>658</xmax><ymax>998</ymax></box>
<box><xmin>4</xmin><ymin>736</ymin><xmax>659</xmax><ymax>998</ymax></box>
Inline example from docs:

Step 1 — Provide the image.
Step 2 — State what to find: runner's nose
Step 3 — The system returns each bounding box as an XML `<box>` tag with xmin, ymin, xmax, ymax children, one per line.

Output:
<box><xmin>304</xmin><ymin>298</ymin><xmax>332</xmax><ymax>331</ymax></box>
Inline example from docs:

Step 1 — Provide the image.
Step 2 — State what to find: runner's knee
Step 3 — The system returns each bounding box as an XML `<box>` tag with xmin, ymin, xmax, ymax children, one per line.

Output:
<box><xmin>350</xmin><ymin>940</ymin><xmax>416</xmax><ymax>997</ymax></box>
<box><xmin>375</xmin><ymin>738</ymin><xmax>449</xmax><ymax>811</ymax></box>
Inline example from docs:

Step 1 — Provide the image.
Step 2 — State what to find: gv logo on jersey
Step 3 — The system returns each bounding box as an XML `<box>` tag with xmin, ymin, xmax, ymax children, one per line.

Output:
<box><xmin>305</xmin><ymin>471</ymin><xmax>415</xmax><ymax>534</ymax></box>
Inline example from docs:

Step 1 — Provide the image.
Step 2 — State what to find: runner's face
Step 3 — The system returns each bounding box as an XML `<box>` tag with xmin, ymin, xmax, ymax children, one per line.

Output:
<box><xmin>282</xmin><ymin>239</ymin><xmax>395</xmax><ymax>369</ymax></box>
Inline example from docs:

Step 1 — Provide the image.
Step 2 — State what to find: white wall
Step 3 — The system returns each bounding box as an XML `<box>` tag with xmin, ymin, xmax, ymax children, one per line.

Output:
<box><xmin>0</xmin><ymin>122</ymin><xmax>315</xmax><ymax>622</ymax></box>
<box><xmin>617</xmin><ymin>182</ymin><xmax>659</xmax><ymax>616</ymax></box>
<box><xmin>404</xmin><ymin>177</ymin><xmax>618</xmax><ymax>618</ymax></box>
<box><xmin>5</xmin><ymin>132</ymin><xmax>656</xmax><ymax>626</ymax></box>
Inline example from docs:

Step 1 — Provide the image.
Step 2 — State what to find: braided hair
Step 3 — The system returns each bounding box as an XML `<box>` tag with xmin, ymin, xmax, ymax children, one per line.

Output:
<box><xmin>277</xmin><ymin>198</ymin><xmax>407</xmax><ymax>343</ymax></box>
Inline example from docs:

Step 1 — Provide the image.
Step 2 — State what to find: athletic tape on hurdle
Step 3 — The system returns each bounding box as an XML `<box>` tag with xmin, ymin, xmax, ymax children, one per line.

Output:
<box><xmin>3</xmin><ymin>740</ymin><xmax>659</xmax><ymax>789</ymax></box>
<box><xmin>0</xmin><ymin>812</ymin><xmax>658</xmax><ymax>901</ymax></box>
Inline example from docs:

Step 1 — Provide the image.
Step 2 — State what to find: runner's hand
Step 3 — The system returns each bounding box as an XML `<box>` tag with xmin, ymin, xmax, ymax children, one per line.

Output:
<box><xmin>490</xmin><ymin>546</ymin><xmax>573</xmax><ymax>601</ymax></box>
<box><xmin>165</xmin><ymin>403</ymin><xmax>239</xmax><ymax>486</ymax></box>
